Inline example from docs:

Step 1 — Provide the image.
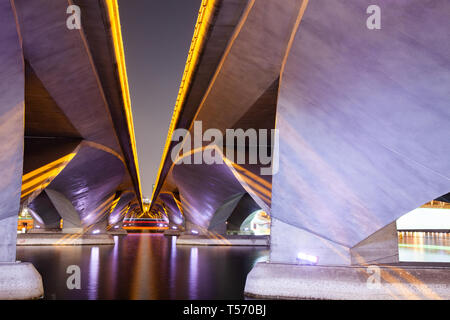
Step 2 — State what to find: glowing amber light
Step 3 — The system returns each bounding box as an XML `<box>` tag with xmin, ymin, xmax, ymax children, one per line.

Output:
<box><xmin>150</xmin><ymin>0</ymin><xmax>218</xmax><ymax>203</ymax></box>
<box><xmin>105</xmin><ymin>0</ymin><xmax>143</xmax><ymax>206</ymax></box>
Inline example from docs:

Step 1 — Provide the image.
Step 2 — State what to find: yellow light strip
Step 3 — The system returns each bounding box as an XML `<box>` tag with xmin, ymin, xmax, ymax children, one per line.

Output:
<box><xmin>150</xmin><ymin>0</ymin><xmax>217</xmax><ymax>202</ymax></box>
<box><xmin>105</xmin><ymin>0</ymin><xmax>143</xmax><ymax>206</ymax></box>
<box><xmin>22</xmin><ymin>153</ymin><xmax>76</xmax><ymax>183</ymax></box>
<box><xmin>21</xmin><ymin>153</ymin><xmax>77</xmax><ymax>198</ymax></box>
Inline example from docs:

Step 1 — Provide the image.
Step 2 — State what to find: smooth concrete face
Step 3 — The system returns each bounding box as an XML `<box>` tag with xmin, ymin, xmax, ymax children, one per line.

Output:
<box><xmin>159</xmin><ymin>192</ymin><xmax>185</xmax><ymax>227</ymax></box>
<box><xmin>0</xmin><ymin>262</ymin><xmax>43</xmax><ymax>300</ymax></box>
<box><xmin>245</xmin><ymin>262</ymin><xmax>450</xmax><ymax>300</ymax></box>
<box><xmin>270</xmin><ymin>0</ymin><xmax>450</xmax><ymax>261</ymax></box>
<box><xmin>351</xmin><ymin>221</ymin><xmax>399</xmax><ymax>265</ymax></box>
<box><xmin>0</xmin><ymin>0</ymin><xmax>24</xmax><ymax>263</ymax></box>
<box><xmin>45</xmin><ymin>189</ymin><xmax>82</xmax><ymax>231</ymax></box>
<box><xmin>88</xmin><ymin>218</ymin><xmax>109</xmax><ymax>235</ymax></box>
<box><xmin>270</xmin><ymin>218</ymin><xmax>399</xmax><ymax>266</ymax></box>
<box><xmin>208</xmin><ymin>193</ymin><xmax>245</xmax><ymax>233</ymax></box>
<box><xmin>270</xmin><ymin>218</ymin><xmax>351</xmax><ymax>266</ymax></box>
<box><xmin>28</xmin><ymin>192</ymin><xmax>62</xmax><ymax>230</ymax></box>
<box><xmin>0</xmin><ymin>216</ymin><xmax>19</xmax><ymax>262</ymax></box>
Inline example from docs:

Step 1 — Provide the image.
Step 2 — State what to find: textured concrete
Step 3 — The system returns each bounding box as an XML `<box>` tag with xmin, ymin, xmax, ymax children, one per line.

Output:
<box><xmin>0</xmin><ymin>262</ymin><xmax>43</xmax><ymax>300</ymax></box>
<box><xmin>271</xmin><ymin>0</ymin><xmax>450</xmax><ymax>255</ymax></box>
<box><xmin>45</xmin><ymin>189</ymin><xmax>82</xmax><ymax>231</ymax></box>
<box><xmin>17</xmin><ymin>233</ymin><xmax>115</xmax><ymax>246</ymax></box>
<box><xmin>208</xmin><ymin>193</ymin><xmax>245</xmax><ymax>233</ymax></box>
<box><xmin>164</xmin><ymin>229</ymin><xmax>182</xmax><ymax>236</ymax></box>
<box><xmin>159</xmin><ymin>192</ymin><xmax>185</xmax><ymax>227</ymax></box>
<box><xmin>245</xmin><ymin>262</ymin><xmax>450</xmax><ymax>300</ymax></box>
<box><xmin>108</xmin><ymin>228</ymin><xmax>128</xmax><ymax>236</ymax></box>
<box><xmin>351</xmin><ymin>222</ymin><xmax>399</xmax><ymax>265</ymax></box>
<box><xmin>0</xmin><ymin>0</ymin><xmax>24</xmax><ymax>263</ymax></box>
<box><xmin>177</xmin><ymin>235</ymin><xmax>269</xmax><ymax>246</ymax></box>
<box><xmin>0</xmin><ymin>216</ymin><xmax>19</xmax><ymax>262</ymax></box>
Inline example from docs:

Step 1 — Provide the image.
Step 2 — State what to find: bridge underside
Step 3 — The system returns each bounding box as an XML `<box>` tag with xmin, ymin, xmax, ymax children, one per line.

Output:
<box><xmin>152</xmin><ymin>0</ymin><xmax>450</xmax><ymax>299</ymax></box>
<box><xmin>0</xmin><ymin>0</ymin><xmax>142</xmax><ymax>298</ymax></box>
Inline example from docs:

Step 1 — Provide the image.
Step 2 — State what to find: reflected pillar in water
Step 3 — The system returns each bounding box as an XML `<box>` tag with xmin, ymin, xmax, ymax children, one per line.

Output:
<box><xmin>130</xmin><ymin>235</ymin><xmax>154</xmax><ymax>299</ymax></box>
<box><xmin>88</xmin><ymin>247</ymin><xmax>100</xmax><ymax>300</ymax></box>
<box><xmin>169</xmin><ymin>236</ymin><xmax>177</xmax><ymax>299</ymax></box>
<box><xmin>189</xmin><ymin>247</ymin><xmax>199</xmax><ymax>299</ymax></box>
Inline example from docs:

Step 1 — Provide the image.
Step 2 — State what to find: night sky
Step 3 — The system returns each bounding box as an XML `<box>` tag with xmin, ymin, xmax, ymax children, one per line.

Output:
<box><xmin>118</xmin><ymin>0</ymin><xmax>202</xmax><ymax>197</ymax></box>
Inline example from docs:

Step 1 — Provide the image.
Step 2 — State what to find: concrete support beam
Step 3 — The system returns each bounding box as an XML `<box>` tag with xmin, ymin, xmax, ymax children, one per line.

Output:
<box><xmin>208</xmin><ymin>193</ymin><xmax>245</xmax><ymax>235</ymax></box>
<box><xmin>17</xmin><ymin>233</ymin><xmax>114</xmax><ymax>246</ymax></box>
<box><xmin>0</xmin><ymin>0</ymin><xmax>24</xmax><ymax>264</ymax></box>
<box><xmin>0</xmin><ymin>216</ymin><xmax>19</xmax><ymax>262</ymax></box>
<box><xmin>0</xmin><ymin>1</ymin><xmax>44</xmax><ymax>299</ymax></box>
<box><xmin>45</xmin><ymin>189</ymin><xmax>83</xmax><ymax>233</ymax></box>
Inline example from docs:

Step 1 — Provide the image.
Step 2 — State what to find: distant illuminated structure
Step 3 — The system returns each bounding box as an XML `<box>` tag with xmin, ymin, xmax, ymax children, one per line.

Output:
<box><xmin>240</xmin><ymin>210</ymin><xmax>271</xmax><ymax>236</ymax></box>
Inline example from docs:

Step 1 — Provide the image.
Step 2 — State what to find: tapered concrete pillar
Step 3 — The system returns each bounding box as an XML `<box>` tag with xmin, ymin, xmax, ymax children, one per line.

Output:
<box><xmin>246</xmin><ymin>0</ymin><xmax>450</xmax><ymax>299</ymax></box>
<box><xmin>0</xmin><ymin>0</ymin><xmax>43</xmax><ymax>299</ymax></box>
<box><xmin>45</xmin><ymin>189</ymin><xmax>83</xmax><ymax>233</ymax></box>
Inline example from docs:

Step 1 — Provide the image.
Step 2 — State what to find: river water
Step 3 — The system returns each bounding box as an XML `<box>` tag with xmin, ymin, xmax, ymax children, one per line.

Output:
<box><xmin>16</xmin><ymin>232</ymin><xmax>449</xmax><ymax>299</ymax></box>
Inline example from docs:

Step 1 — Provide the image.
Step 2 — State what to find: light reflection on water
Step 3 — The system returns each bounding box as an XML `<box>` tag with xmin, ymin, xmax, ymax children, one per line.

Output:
<box><xmin>15</xmin><ymin>232</ymin><xmax>449</xmax><ymax>299</ymax></box>
<box><xmin>398</xmin><ymin>232</ymin><xmax>450</xmax><ymax>263</ymax></box>
<box><xmin>88</xmin><ymin>247</ymin><xmax>99</xmax><ymax>300</ymax></box>
<box><xmin>16</xmin><ymin>234</ymin><xmax>269</xmax><ymax>300</ymax></box>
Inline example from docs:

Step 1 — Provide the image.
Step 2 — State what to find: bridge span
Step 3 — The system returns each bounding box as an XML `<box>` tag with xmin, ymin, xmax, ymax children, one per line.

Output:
<box><xmin>0</xmin><ymin>0</ymin><xmax>142</xmax><ymax>298</ymax></box>
<box><xmin>150</xmin><ymin>0</ymin><xmax>450</xmax><ymax>299</ymax></box>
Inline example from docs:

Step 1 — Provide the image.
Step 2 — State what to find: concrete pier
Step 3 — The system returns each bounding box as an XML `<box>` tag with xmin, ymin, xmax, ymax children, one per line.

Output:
<box><xmin>17</xmin><ymin>233</ymin><xmax>115</xmax><ymax>246</ymax></box>
<box><xmin>245</xmin><ymin>262</ymin><xmax>450</xmax><ymax>300</ymax></box>
<box><xmin>0</xmin><ymin>262</ymin><xmax>43</xmax><ymax>300</ymax></box>
<box><xmin>176</xmin><ymin>235</ymin><xmax>269</xmax><ymax>246</ymax></box>
<box><xmin>164</xmin><ymin>229</ymin><xmax>182</xmax><ymax>236</ymax></box>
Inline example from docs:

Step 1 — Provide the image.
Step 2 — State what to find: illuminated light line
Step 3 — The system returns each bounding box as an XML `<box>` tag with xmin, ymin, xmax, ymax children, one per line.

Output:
<box><xmin>174</xmin><ymin>145</ymin><xmax>272</xmax><ymax>212</ymax></box>
<box><xmin>107</xmin><ymin>205</ymin><xmax>130</xmax><ymax>230</ymax></box>
<box><xmin>105</xmin><ymin>0</ymin><xmax>143</xmax><ymax>207</ymax></box>
<box><xmin>123</xmin><ymin>221</ymin><xmax>168</xmax><ymax>224</ymax></box>
<box><xmin>21</xmin><ymin>153</ymin><xmax>77</xmax><ymax>198</ymax></box>
<box><xmin>279</xmin><ymin>0</ymin><xmax>309</xmax><ymax>84</ymax></box>
<box><xmin>231</xmin><ymin>163</ymin><xmax>272</xmax><ymax>190</ymax></box>
<box><xmin>239</xmin><ymin>175</ymin><xmax>271</xmax><ymax>199</ymax></box>
<box><xmin>21</xmin><ymin>182</ymin><xmax>49</xmax><ymax>199</ymax></box>
<box><xmin>150</xmin><ymin>0</ymin><xmax>225</xmax><ymax>204</ymax></box>
<box><xmin>83</xmin><ymin>141</ymin><xmax>125</xmax><ymax>165</ymax></box>
<box><xmin>21</xmin><ymin>167</ymin><xmax>66</xmax><ymax>192</ymax></box>
<box><xmin>161</xmin><ymin>192</ymin><xmax>185</xmax><ymax>217</ymax></box>
<box><xmin>22</xmin><ymin>153</ymin><xmax>76</xmax><ymax>183</ymax></box>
